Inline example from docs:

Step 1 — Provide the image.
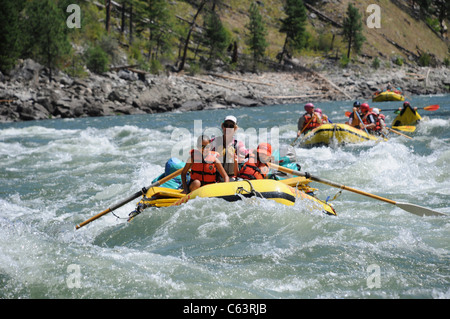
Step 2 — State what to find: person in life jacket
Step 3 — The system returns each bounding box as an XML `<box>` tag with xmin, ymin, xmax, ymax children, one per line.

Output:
<box><xmin>210</xmin><ymin>115</ymin><xmax>247</xmax><ymax>180</ymax></box>
<box><xmin>238</xmin><ymin>143</ymin><xmax>272</xmax><ymax>180</ymax></box>
<box><xmin>359</xmin><ymin>103</ymin><xmax>380</xmax><ymax>133</ymax></box>
<box><xmin>181</xmin><ymin>135</ymin><xmax>229</xmax><ymax>193</ymax></box>
<box><xmin>397</xmin><ymin>101</ymin><xmax>418</xmax><ymax>114</ymax></box>
<box><xmin>297</xmin><ymin>103</ymin><xmax>322</xmax><ymax>136</ymax></box>
<box><xmin>314</xmin><ymin>108</ymin><xmax>330</xmax><ymax>124</ymax></box>
<box><xmin>372</xmin><ymin>108</ymin><xmax>387</xmax><ymax>135</ymax></box>
<box><xmin>346</xmin><ymin>101</ymin><xmax>362</xmax><ymax>128</ymax></box>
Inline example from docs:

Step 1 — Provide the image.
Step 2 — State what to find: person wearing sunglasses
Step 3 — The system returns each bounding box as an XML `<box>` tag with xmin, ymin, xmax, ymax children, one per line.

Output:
<box><xmin>181</xmin><ymin>135</ymin><xmax>229</xmax><ymax>193</ymax></box>
<box><xmin>210</xmin><ymin>115</ymin><xmax>247</xmax><ymax>180</ymax></box>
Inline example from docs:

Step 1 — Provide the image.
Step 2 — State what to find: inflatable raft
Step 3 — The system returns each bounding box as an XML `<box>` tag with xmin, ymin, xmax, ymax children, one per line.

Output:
<box><xmin>300</xmin><ymin>123</ymin><xmax>386</xmax><ymax>148</ymax></box>
<box><xmin>392</xmin><ymin>104</ymin><xmax>422</xmax><ymax>127</ymax></box>
<box><xmin>372</xmin><ymin>90</ymin><xmax>405</xmax><ymax>102</ymax></box>
<box><xmin>134</xmin><ymin>177</ymin><xmax>337</xmax><ymax>217</ymax></box>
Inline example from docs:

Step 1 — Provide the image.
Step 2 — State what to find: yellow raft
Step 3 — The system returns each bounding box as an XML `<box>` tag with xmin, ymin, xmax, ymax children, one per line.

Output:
<box><xmin>300</xmin><ymin>123</ymin><xmax>386</xmax><ymax>147</ymax></box>
<box><xmin>372</xmin><ymin>90</ymin><xmax>405</xmax><ymax>102</ymax></box>
<box><xmin>137</xmin><ymin>177</ymin><xmax>337</xmax><ymax>216</ymax></box>
<box><xmin>392</xmin><ymin>104</ymin><xmax>422</xmax><ymax>127</ymax></box>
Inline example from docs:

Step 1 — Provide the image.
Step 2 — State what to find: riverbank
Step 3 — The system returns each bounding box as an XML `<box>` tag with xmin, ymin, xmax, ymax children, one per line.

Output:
<box><xmin>1</xmin><ymin>58</ymin><xmax>449</xmax><ymax>123</ymax></box>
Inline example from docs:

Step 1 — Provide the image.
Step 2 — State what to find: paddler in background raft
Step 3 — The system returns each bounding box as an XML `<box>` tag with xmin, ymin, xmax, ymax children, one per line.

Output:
<box><xmin>181</xmin><ymin>135</ymin><xmax>229</xmax><ymax>193</ymax></box>
<box><xmin>297</xmin><ymin>103</ymin><xmax>322</xmax><ymax>136</ymax></box>
<box><xmin>314</xmin><ymin>108</ymin><xmax>330</xmax><ymax>124</ymax></box>
<box><xmin>210</xmin><ymin>115</ymin><xmax>247</xmax><ymax>181</ymax></box>
<box><xmin>393</xmin><ymin>101</ymin><xmax>420</xmax><ymax>126</ymax></box>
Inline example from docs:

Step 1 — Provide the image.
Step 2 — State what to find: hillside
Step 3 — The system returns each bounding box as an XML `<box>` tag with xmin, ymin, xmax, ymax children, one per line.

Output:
<box><xmin>213</xmin><ymin>0</ymin><xmax>448</xmax><ymax>67</ymax></box>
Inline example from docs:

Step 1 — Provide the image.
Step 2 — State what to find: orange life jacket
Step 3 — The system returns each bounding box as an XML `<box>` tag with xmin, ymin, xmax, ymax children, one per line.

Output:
<box><xmin>190</xmin><ymin>149</ymin><xmax>219</xmax><ymax>184</ymax></box>
<box><xmin>238</xmin><ymin>151</ymin><xmax>269</xmax><ymax>180</ymax></box>
<box><xmin>238</xmin><ymin>162</ymin><xmax>269</xmax><ymax>180</ymax></box>
<box><xmin>303</xmin><ymin>113</ymin><xmax>322</xmax><ymax>132</ymax></box>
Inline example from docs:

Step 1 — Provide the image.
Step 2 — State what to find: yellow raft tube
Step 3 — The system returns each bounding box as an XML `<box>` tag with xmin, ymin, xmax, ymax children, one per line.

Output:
<box><xmin>300</xmin><ymin>123</ymin><xmax>386</xmax><ymax>147</ymax></box>
<box><xmin>372</xmin><ymin>91</ymin><xmax>405</xmax><ymax>102</ymax></box>
<box><xmin>138</xmin><ymin>177</ymin><xmax>337</xmax><ymax>216</ymax></box>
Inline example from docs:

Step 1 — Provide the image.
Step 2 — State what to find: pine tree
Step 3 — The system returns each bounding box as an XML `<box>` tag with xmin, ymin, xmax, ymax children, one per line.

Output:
<box><xmin>23</xmin><ymin>0</ymin><xmax>71</xmax><ymax>81</ymax></box>
<box><xmin>135</xmin><ymin>0</ymin><xmax>173</xmax><ymax>62</ymax></box>
<box><xmin>204</xmin><ymin>11</ymin><xmax>230</xmax><ymax>64</ymax></box>
<box><xmin>342</xmin><ymin>3</ymin><xmax>365</xmax><ymax>59</ymax></box>
<box><xmin>0</xmin><ymin>0</ymin><xmax>24</xmax><ymax>73</ymax></box>
<box><xmin>279</xmin><ymin>0</ymin><xmax>308</xmax><ymax>63</ymax></box>
<box><xmin>246</xmin><ymin>2</ymin><xmax>268</xmax><ymax>72</ymax></box>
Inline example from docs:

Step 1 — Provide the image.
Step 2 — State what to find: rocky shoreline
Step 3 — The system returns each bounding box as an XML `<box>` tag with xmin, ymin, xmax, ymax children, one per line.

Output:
<box><xmin>1</xmin><ymin>58</ymin><xmax>449</xmax><ymax>123</ymax></box>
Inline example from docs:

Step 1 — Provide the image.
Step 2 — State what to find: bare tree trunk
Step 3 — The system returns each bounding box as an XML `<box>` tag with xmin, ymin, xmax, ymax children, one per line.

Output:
<box><xmin>178</xmin><ymin>0</ymin><xmax>207</xmax><ymax>72</ymax></box>
<box><xmin>105</xmin><ymin>0</ymin><xmax>111</xmax><ymax>33</ymax></box>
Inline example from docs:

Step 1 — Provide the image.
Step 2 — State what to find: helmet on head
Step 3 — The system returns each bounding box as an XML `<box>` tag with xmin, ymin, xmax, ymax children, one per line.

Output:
<box><xmin>304</xmin><ymin>103</ymin><xmax>314</xmax><ymax>111</ymax></box>
<box><xmin>403</xmin><ymin>101</ymin><xmax>410</xmax><ymax>107</ymax></box>
<box><xmin>372</xmin><ymin>108</ymin><xmax>380</xmax><ymax>115</ymax></box>
<box><xmin>361</xmin><ymin>103</ymin><xmax>370</xmax><ymax>112</ymax></box>
<box><xmin>257</xmin><ymin>143</ymin><xmax>272</xmax><ymax>156</ymax></box>
<box><xmin>315</xmin><ymin>108</ymin><xmax>322</xmax><ymax>114</ymax></box>
<box><xmin>353</xmin><ymin>101</ymin><xmax>361</xmax><ymax>107</ymax></box>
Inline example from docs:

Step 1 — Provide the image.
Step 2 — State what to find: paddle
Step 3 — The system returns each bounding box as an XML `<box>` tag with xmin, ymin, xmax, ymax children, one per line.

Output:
<box><xmin>268</xmin><ymin>163</ymin><xmax>445</xmax><ymax>217</ymax></box>
<box><xmin>386</xmin><ymin>104</ymin><xmax>439</xmax><ymax>113</ymax></box>
<box><xmin>75</xmin><ymin>168</ymin><xmax>183</xmax><ymax>229</ymax></box>
<box><xmin>387</xmin><ymin>127</ymin><xmax>413</xmax><ymax>139</ymax></box>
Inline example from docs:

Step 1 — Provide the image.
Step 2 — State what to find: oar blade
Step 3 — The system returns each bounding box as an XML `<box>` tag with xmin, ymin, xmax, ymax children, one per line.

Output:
<box><xmin>424</xmin><ymin>104</ymin><xmax>439</xmax><ymax>111</ymax></box>
<box><xmin>396</xmin><ymin>202</ymin><xmax>445</xmax><ymax>217</ymax></box>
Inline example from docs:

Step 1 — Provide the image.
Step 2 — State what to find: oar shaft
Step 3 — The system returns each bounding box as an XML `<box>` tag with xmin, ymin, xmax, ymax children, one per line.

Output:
<box><xmin>76</xmin><ymin>168</ymin><xmax>183</xmax><ymax>229</ymax></box>
<box><xmin>270</xmin><ymin>163</ymin><xmax>396</xmax><ymax>205</ymax></box>
<box><xmin>269</xmin><ymin>163</ymin><xmax>444</xmax><ymax>217</ymax></box>
<box><xmin>387</xmin><ymin>127</ymin><xmax>413</xmax><ymax>139</ymax></box>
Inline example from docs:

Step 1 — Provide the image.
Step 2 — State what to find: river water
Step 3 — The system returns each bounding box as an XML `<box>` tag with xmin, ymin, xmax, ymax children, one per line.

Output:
<box><xmin>0</xmin><ymin>95</ymin><xmax>449</xmax><ymax>299</ymax></box>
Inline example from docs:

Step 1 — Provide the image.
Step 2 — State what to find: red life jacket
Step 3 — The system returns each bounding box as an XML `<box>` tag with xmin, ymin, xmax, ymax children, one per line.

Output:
<box><xmin>303</xmin><ymin>113</ymin><xmax>322</xmax><ymax>132</ymax></box>
<box><xmin>190</xmin><ymin>149</ymin><xmax>219</xmax><ymax>184</ymax></box>
<box><xmin>362</xmin><ymin>112</ymin><xmax>381</xmax><ymax>132</ymax></box>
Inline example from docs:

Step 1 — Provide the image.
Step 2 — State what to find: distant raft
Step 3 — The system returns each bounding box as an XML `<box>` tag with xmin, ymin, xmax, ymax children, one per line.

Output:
<box><xmin>300</xmin><ymin>123</ymin><xmax>386</xmax><ymax>148</ymax></box>
<box><xmin>372</xmin><ymin>90</ymin><xmax>405</xmax><ymax>102</ymax></box>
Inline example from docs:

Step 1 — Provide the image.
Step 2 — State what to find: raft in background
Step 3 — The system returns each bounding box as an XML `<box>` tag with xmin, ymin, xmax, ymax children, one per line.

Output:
<box><xmin>392</xmin><ymin>104</ymin><xmax>422</xmax><ymax>127</ymax></box>
<box><xmin>372</xmin><ymin>90</ymin><xmax>405</xmax><ymax>102</ymax></box>
<box><xmin>137</xmin><ymin>177</ymin><xmax>337</xmax><ymax>216</ymax></box>
<box><xmin>300</xmin><ymin>123</ymin><xmax>386</xmax><ymax>148</ymax></box>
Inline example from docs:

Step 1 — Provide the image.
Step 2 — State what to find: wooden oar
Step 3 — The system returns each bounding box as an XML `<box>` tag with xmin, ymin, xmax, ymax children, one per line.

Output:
<box><xmin>387</xmin><ymin>127</ymin><xmax>413</xmax><ymax>139</ymax></box>
<box><xmin>268</xmin><ymin>163</ymin><xmax>445</xmax><ymax>217</ymax></box>
<box><xmin>75</xmin><ymin>168</ymin><xmax>183</xmax><ymax>229</ymax></box>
